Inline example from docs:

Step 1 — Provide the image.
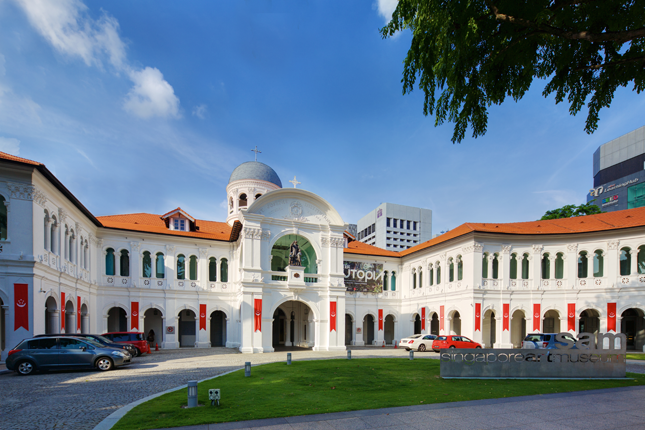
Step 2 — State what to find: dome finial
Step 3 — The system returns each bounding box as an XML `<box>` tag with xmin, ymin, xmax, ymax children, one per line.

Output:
<box><xmin>251</xmin><ymin>146</ymin><xmax>261</xmax><ymax>162</ymax></box>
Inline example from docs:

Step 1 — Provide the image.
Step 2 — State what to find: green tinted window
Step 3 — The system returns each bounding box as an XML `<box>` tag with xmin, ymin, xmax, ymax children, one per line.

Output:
<box><xmin>628</xmin><ymin>183</ymin><xmax>645</xmax><ymax>209</ymax></box>
<box><xmin>270</xmin><ymin>235</ymin><xmax>317</xmax><ymax>273</ymax></box>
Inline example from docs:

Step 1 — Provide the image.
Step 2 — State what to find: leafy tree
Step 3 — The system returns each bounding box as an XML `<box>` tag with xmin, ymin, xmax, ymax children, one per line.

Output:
<box><xmin>541</xmin><ymin>203</ymin><xmax>602</xmax><ymax>220</ymax></box>
<box><xmin>381</xmin><ymin>1</ymin><xmax>645</xmax><ymax>143</ymax></box>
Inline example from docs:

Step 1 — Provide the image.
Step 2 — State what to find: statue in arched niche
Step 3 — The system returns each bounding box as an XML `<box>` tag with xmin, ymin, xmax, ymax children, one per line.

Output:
<box><xmin>289</xmin><ymin>240</ymin><xmax>302</xmax><ymax>266</ymax></box>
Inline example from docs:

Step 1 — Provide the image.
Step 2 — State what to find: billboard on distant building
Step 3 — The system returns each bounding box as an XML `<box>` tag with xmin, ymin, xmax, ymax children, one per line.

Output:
<box><xmin>343</xmin><ymin>261</ymin><xmax>384</xmax><ymax>293</ymax></box>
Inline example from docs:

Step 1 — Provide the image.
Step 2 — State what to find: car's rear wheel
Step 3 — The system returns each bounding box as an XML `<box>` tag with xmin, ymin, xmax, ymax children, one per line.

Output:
<box><xmin>16</xmin><ymin>360</ymin><xmax>36</xmax><ymax>376</ymax></box>
<box><xmin>418</xmin><ymin>344</ymin><xmax>426</xmax><ymax>352</ymax></box>
<box><xmin>449</xmin><ymin>345</ymin><xmax>456</xmax><ymax>349</ymax></box>
<box><xmin>475</xmin><ymin>346</ymin><xmax>481</xmax><ymax>349</ymax></box>
<box><xmin>96</xmin><ymin>357</ymin><xmax>114</xmax><ymax>371</ymax></box>
<box><xmin>133</xmin><ymin>347</ymin><xmax>141</xmax><ymax>357</ymax></box>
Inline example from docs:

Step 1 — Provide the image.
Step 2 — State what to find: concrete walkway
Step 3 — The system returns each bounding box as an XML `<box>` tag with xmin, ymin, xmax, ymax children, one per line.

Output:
<box><xmin>153</xmin><ymin>386</ymin><xmax>645</xmax><ymax>430</ymax></box>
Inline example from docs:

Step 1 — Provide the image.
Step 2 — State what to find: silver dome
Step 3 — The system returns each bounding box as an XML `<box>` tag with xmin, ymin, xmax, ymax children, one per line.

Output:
<box><xmin>228</xmin><ymin>161</ymin><xmax>282</xmax><ymax>187</ymax></box>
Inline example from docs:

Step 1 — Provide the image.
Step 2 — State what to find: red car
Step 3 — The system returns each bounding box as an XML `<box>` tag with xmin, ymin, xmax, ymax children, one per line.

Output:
<box><xmin>102</xmin><ymin>332</ymin><xmax>150</xmax><ymax>356</ymax></box>
<box><xmin>432</xmin><ymin>335</ymin><xmax>482</xmax><ymax>352</ymax></box>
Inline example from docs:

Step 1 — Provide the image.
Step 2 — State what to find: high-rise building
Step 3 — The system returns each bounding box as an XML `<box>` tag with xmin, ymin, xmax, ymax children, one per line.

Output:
<box><xmin>356</xmin><ymin>203</ymin><xmax>432</xmax><ymax>250</ymax></box>
<box><xmin>588</xmin><ymin>126</ymin><xmax>645</xmax><ymax>212</ymax></box>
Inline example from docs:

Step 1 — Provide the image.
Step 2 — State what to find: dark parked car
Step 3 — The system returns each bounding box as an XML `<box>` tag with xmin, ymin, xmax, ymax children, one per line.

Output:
<box><xmin>102</xmin><ymin>332</ymin><xmax>150</xmax><ymax>356</ymax></box>
<box><xmin>6</xmin><ymin>336</ymin><xmax>131</xmax><ymax>375</ymax></box>
<box><xmin>35</xmin><ymin>333</ymin><xmax>137</xmax><ymax>357</ymax></box>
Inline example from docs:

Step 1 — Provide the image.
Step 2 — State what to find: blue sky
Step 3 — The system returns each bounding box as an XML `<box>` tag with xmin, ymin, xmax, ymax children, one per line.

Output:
<box><xmin>0</xmin><ymin>0</ymin><xmax>643</xmax><ymax>234</ymax></box>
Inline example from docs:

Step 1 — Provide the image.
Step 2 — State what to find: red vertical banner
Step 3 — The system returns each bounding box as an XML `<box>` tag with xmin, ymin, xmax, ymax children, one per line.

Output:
<box><xmin>378</xmin><ymin>309</ymin><xmax>383</xmax><ymax>331</ymax></box>
<box><xmin>503</xmin><ymin>303</ymin><xmax>510</xmax><ymax>331</ymax></box>
<box><xmin>568</xmin><ymin>303</ymin><xmax>576</xmax><ymax>331</ymax></box>
<box><xmin>61</xmin><ymin>292</ymin><xmax>66</xmax><ymax>332</ymax></box>
<box><xmin>533</xmin><ymin>303</ymin><xmax>541</xmax><ymax>332</ymax></box>
<box><xmin>199</xmin><ymin>304</ymin><xmax>207</xmax><ymax>331</ymax></box>
<box><xmin>254</xmin><ymin>299</ymin><xmax>262</xmax><ymax>332</ymax></box>
<box><xmin>131</xmin><ymin>302</ymin><xmax>139</xmax><ymax>330</ymax></box>
<box><xmin>440</xmin><ymin>305</ymin><xmax>444</xmax><ymax>331</ymax></box>
<box><xmin>330</xmin><ymin>301</ymin><xmax>337</xmax><ymax>332</ymax></box>
<box><xmin>77</xmin><ymin>296</ymin><xmax>81</xmax><ymax>331</ymax></box>
<box><xmin>607</xmin><ymin>302</ymin><xmax>617</xmax><ymax>332</ymax></box>
<box><xmin>14</xmin><ymin>283</ymin><xmax>29</xmax><ymax>331</ymax></box>
<box><xmin>474</xmin><ymin>303</ymin><xmax>481</xmax><ymax>331</ymax></box>
<box><xmin>421</xmin><ymin>307</ymin><xmax>426</xmax><ymax>331</ymax></box>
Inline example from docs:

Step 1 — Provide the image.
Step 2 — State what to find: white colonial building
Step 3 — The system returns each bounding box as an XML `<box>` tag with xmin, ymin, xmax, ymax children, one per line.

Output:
<box><xmin>0</xmin><ymin>153</ymin><xmax>644</xmax><ymax>359</ymax></box>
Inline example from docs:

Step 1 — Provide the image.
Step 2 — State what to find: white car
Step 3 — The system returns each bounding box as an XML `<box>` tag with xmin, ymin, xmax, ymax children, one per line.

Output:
<box><xmin>399</xmin><ymin>334</ymin><xmax>438</xmax><ymax>351</ymax></box>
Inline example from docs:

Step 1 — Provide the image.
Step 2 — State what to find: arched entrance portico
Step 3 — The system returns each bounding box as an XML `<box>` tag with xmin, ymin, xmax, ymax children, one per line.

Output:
<box><xmin>621</xmin><ymin>308</ymin><xmax>645</xmax><ymax>350</ymax></box>
<box><xmin>345</xmin><ymin>314</ymin><xmax>353</xmax><ymax>345</ymax></box>
<box><xmin>45</xmin><ymin>296</ymin><xmax>59</xmax><ymax>334</ymax></box>
<box><xmin>178</xmin><ymin>309</ymin><xmax>197</xmax><ymax>347</ymax></box>
<box><xmin>483</xmin><ymin>310</ymin><xmax>496</xmax><ymax>348</ymax></box>
<box><xmin>107</xmin><ymin>307</ymin><xmax>127</xmax><ymax>332</ymax></box>
<box><xmin>430</xmin><ymin>313</ymin><xmax>439</xmax><ymax>335</ymax></box>
<box><xmin>449</xmin><ymin>311</ymin><xmax>461</xmax><ymax>335</ymax></box>
<box><xmin>272</xmin><ymin>301</ymin><xmax>314</xmax><ymax>349</ymax></box>
<box><xmin>384</xmin><ymin>315</ymin><xmax>395</xmax><ymax>345</ymax></box>
<box><xmin>413</xmin><ymin>314</ymin><xmax>421</xmax><ymax>334</ymax></box>
<box><xmin>210</xmin><ymin>310</ymin><xmax>227</xmax><ymax>347</ymax></box>
<box><xmin>64</xmin><ymin>300</ymin><xmax>75</xmax><ymax>334</ymax></box>
<box><xmin>144</xmin><ymin>308</ymin><xmax>163</xmax><ymax>348</ymax></box>
<box><xmin>80</xmin><ymin>303</ymin><xmax>89</xmax><ymax>334</ymax></box>
<box><xmin>363</xmin><ymin>314</ymin><xmax>375</xmax><ymax>345</ymax></box>
<box><xmin>0</xmin><ymin>297</ymin><xmax>5</xmax><ymax>353</ymax></box>
<box><xmin>510</xmin><ymin>310</ymin><xmax>526</xmax><ymax>348</ymax></box>
<box><xmin>543</xmin><ymin>310</ymin><xmax>561</xmax><ymax>333</ymax></box>
<box><xmin>579</xmin><ymin>309</ymin><xmax>600</xmax><ymax>335</ymax></box>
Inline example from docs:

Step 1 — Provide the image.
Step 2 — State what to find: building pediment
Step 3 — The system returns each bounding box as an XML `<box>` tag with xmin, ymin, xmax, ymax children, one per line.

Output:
<box><xmin>246</xmin><ymin>189</ymin><xmax>344</xmax><ymax>226</ymax></box>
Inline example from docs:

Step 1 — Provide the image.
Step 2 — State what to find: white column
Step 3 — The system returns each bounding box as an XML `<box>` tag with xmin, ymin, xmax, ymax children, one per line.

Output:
<box><xmin>630</xmin><ymin>249</ymin><xmax>638</xmax><ymax>275</ymax></box>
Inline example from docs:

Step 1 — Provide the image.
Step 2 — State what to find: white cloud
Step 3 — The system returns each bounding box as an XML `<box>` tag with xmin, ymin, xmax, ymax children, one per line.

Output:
<box><xmin>192</xmin><ymin>104</ymin><xmax>207</xmax><ymax>119</ymax></box>
<box><xmin>123</xmin><ymin>67</ymin><xmax>180</xmax><ymax>119</ymax></box>
<box><xmin>0</xmin><ymin>137</ymin><xmax>20</xmax><ymax>155</ymax></box>
<box><xmin>14</xmin><ymin>0</ymin><xmax>180</xmax><ymax>119</ymax></box>
<box><xmin>376</xmin><ymin>0</ymin><xmax>398</xmax><ymax>23</ymax></box>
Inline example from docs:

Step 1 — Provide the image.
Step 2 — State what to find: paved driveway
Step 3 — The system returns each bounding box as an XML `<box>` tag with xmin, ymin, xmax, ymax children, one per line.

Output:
<box><xmin>0</xmin><ymin>347</ymin><xmax>415</xmax><ymax>430</ymax></box>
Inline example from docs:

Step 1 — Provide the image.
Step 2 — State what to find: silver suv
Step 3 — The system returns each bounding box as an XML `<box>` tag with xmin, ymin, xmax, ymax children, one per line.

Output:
<box><xmin>522</xmin><ymin>333</ymin><xmax>578</xmax><ymax>349</ymax></box>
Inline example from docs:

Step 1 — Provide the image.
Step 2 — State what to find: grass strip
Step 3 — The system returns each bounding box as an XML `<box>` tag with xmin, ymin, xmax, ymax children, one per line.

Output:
<box><xmin>627</xmin><ymin>354</ymin><xmax>645</xmax><ymax>360</ymax></box>
<box><xmin>112</xmin><ymin>358</ymin><xmax>645</xmax><ymax>430</ymax></box>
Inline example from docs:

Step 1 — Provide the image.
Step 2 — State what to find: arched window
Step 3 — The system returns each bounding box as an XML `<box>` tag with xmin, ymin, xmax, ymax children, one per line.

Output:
<box><xmin>142</xmin><ymin>251</ymin><xmax>152</xmax><ymax>278</ymax></box>
<box><xmin>638</xmin><ymin>245</ymin><xmax>645</xmax><ymax>274</ymax></box>
<box><xmin>593</xmin><ymin>250</ymin><xmax>604</xmax><ymax>277</ymax></box>
<box><xmin>412</xmin><ymin>268</ymin><xmax>416</xmax><ymax>289</ymax></box>
<box><xmin>482</xmin><ymin>253</ymin><xmax>489</xmax><ymax>278</ymax></box>
<box><xmin>457</xmin><ymin>256</ymin><xmax>463</xmax><ymax>281</ymax></box>
<box><xmin>555</xmin><ymin>252</ymin><xmax>564</xmax><ymax>279</ymax></box>
<box><xmin>391</xmin><ymin>271</ymin><xmax>396</xmax><ymax>291</ymax></box>
<box><xmin>492</xmin><ymin>253</ymin><xmax>499</xmax><ymax>279</ymax></box>
<box><xmin>577</xmin><ymin>251</ymin><xmax>588</xmax><ymax>278</ymax></box>
<box><xmin>105</xmin><ymin>248</ymin><xmax>115</xmax><ymax>276</ymax></box>
<box><xmin>436</xmin><ymin>263</ymin><xmax>441</xmax><ymax>284</ymax></box>
<box><xmin>155</xmin><ymin>252</ymin><xmax>165</xmax><ymax>278</ymax></box>
<box><xmin>177</xmin><ymin>254</ymin><xmax>186</xmax><ymax>280</ymax></box>
<box><xmin>0</xmin><ymin>195</ymin><xmax>6</xmax><ymax>241</ymax></box>
<box><xmin>68</xmin><ymin>232</ymin><xmax>74</xmax><ymax>263</ymax></box>
<box><xmin>50</xmin><ymin>216</ymin><xmax>57</xmax><ymax>254</ymax></box>
<box><xmin>541</xmin><ymin>253</ymin><xmax>550</xmax><ymax>279</ymax></box>
<box><xmin>120</xmin><ymin>250</ymin><xmax>129</xmax><ymax>276</ymax></box>
<box><xmin>209</xmin><ymin>257</ymin><xmax>217</xmax><ymax>282</ymax></box>
<box><xmin>620</xmin><ymin>247</ymin><xmax>631</xmax><ymax>276</ymax></box>
<box><xmin>64</xmin><ymin>227</ymin><xmax>69</xmax><ymax>260</ymax></box>
<box><xmin>229</xmin><ymin>197</ymin><xmax>233</xmax><ymax>214</ymax></box>
<box><xmin>510</xmin><ymin>253</ymin><xmax>518</xmax><ymax>279</ymax></box>
<box><xmin>84</xmin><ymin>240</ymin><xmax>89</xmax><ymax>270</ymax></box>
<box><xmin>521</xmin><ymin>253</ymin><xmax>529</xmax><ymax>279</ymax></box>
<box><xmin>383</xmin><ymin>271</ymin><xmax>389</xmax><ymax>291</ymax></box>
<box><xmin>429</xmin><ymin>266</ymin><xmax>434</xmax><ymax>286</ymax></box>
<box><xmin>189</xmin><ymin>255</ymin><xmax>198</xmax><ymax>280</ymax></box>
<box><xmin>239</xmin><ymin>194</ymin><xmax>248</xmax><ymax>207</ymax></box>
<box><xmin>255</xmin><ymin>193</ymin><xmax>262</xmax><ymax>199</ymax></box>
<box><xmin>449</xmin><ymin>258</ymin><xmax>454</xmax><ymax>282</ymax></box>
<box><xmin>221</xmin><ymin>258</ymin><xmax>228</xmax><ymax>282</ymax></box>
<box><xmin>418</xmin><ymin>268</ymin><xmax>422</xmax><ymax>288</ymax></box>
<box><xmin>44</xmin><ymin>211</ymin><xmax>49</xmax><ymax>250</ymax></box>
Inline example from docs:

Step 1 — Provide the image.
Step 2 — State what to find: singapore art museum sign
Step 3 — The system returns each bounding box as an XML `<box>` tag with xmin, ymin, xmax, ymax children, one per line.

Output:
<box><xmin>440</xmin><ymin>332</ymin><xmax>627</xmax><ymax>379</ymax></box>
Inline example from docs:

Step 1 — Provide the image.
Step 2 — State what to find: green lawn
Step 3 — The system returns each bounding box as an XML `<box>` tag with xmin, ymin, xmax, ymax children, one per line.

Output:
<box><xmin>627</xmin><ymin>354</ymin><xmax>645</xmax><ymax>360</ymax></box>
<box><xmin>112</xmin><ymin>358</ymin><xmax>645</xmax><ymax>430</ymax></box>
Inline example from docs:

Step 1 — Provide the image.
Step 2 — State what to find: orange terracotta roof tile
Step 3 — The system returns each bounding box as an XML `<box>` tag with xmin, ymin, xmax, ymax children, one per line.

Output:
<box><xmin>0</xmin><ymin>151</ymin><xmax>41</xmax><ymax>166</ymax></box>
<box><xmin>98</xmin><ymin>213</ymin><xmax>232</xmax><ymax>241</ymax></box>
<box><xmin>343</xmin><ymin>241</ymin><xmax>400</xmax><ymax>257</ymax></box>
<box><xmin>343</xmin><ymin>230</ymin><xmax>356</xmax><ymax>241</ymax></box>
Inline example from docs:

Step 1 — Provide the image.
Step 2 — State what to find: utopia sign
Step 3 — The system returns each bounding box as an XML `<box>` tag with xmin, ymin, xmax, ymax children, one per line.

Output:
<box><xmin>440</xmin><ymin>332</ymin><xmax>627</xmax><ymax>379</ymax></box>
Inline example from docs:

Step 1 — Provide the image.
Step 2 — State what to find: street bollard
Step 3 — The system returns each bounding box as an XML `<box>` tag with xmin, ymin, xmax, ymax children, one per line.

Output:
<box><xmin>187</xmin><ymin>380</ymin><xmax>198</xmax><ymax>408</ymax></box>
<box><xmin>347</xmin><ymin>350</ymin><xmax>351</xmax><ymax>360</ymax></box>
<box><xmin>245</xmin><ymin>362</ymin><xmax>251</xmax><ymax>377</ymax></box>
<box><xmin>409</xmin><ymin>350</ymin><xmax>414</xmax><ymax>360</ymax></box>
<box><xmin>287</xmin><ymin>353</ymin><xmax>292</xmax><ymax>365</ymax></box>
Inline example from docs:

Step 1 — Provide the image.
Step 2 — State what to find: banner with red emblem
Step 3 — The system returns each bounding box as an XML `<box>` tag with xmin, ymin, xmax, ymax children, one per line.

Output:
<box><xmin>533</xmin><ymin>303</ymin><xmax>541</xmax><ymax>332</ymax></box>
<box><xmin>440</xmin><ymin>305</ymin><xmax>444</xmax><ymax>331</ymax></box>
<box><xmin>254</xmin><ymin>299</ymin><xmax>262</xmax><ymax>332</ymax></box>
<box><xmin>61</xmin><ymin>292</ymin><xmax>66</xmax><ymax>331</ymax></box>
<box><xmin>474</xmin><ymin>303</ymin><xmax>481</xmax><ymax>331</ymax></box>
<box><xmin>503</xmin><ymin>303</ymin><xmax>510</xmax><ymax>331</ymax></box>
<box><xmin>568</xmin><ymin>303</ymin><xmax>576</xmax><ymax>331</ymax></box>
<box><xmin>14</xmin><ymin>283</ymin><xmax>29</xmax><ymax>331</ymax></box>
<box><xmin>200</xmin><ymin>304</ymin><xmax>207</xmax><ymax>331</ymax></box>
<box><xmin>378</xmin><ymin>309</ymin><xmax>383</xmax><ymax>331</ymax></box>
<box><xmin>607</xmin><ymin>302</ymin><xmax>617</xmax><ymax>332</ymax></box>
<box><xmin>330</xmin><ymin>301</ymin><xmax>337</xmax><ymax>332</ymax></box>
<box><xmin>421</xmin><ymin>307</ymin><xmax>426</xmax><ymax>331</ymax></box>
<box><xmin>77</xmin><ymin>296</ymin><xmax>81</xmax><ymax>331</ymax></box>
<box><xmin>131</xmin><ymin>301</ymin><xmax>139</xmax><ymax>330</ymax></box>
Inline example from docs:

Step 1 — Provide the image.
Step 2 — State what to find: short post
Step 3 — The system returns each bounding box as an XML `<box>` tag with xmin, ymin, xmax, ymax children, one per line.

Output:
<box><xmin>187</xmin><ymin>380</ymin><xmax>198</xmax><ymax>408</ymax></box>
<box><xmin>347</xmin><ymin>350</ymin><xmax>351</xmax><ymax>360</ymax></box>
<box><xmin>245</xmin><ymin>362</ymin><xmax>251</xmax><ymax>377</ymax></box>
<box><xmin>409</xmin><ymin>350</ymin><xmax>414</xmax><ymax>360</ymax></box>
<box><xmin>287</xmin><ymin>353</ymin><xmax>292</xmax><ymax>365</ymax></box>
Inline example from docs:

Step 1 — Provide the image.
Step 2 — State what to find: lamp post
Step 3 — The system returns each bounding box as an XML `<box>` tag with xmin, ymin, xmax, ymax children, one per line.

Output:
<box><xmin>245</xmin><ymin>362</ymin><xmax>251</xmax><ymax>377</ymax></box>
<box><xmin>409</xmin><ymin>350</ymin><xmax>414</xmax><ymax>360</ymax></box>
<box><xmin>187</xmin><ymin>380</ymin><xmax>198</xmax><ymax>408</ymax></box>
<box><xmin>347</xmin><ymin>350</ymin><xmax>351</xmax><ymax>359</ymax></box>
<box><xmin>287</xmin><ymin>353</ymin><xmax>292</xmax><ymax>365</ymax></box>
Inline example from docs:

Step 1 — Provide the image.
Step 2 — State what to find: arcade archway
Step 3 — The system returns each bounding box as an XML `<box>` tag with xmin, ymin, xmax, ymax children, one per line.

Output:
<box><xmin>483</xmin><ymin>310</ymin><xmax>496</xmax><ymax>348</ymax></box>
<box><xmin>579</xmin><ymin>309</ymin><xmax>600</xmax><ymax>335</ymax></box>
<box><xmin>345</xmin><ymin>314</ymin><xmax>353</xmax><ymax>345</ymax></box>
<box><xmin>178</xmin><ymin>309</ymin><xmax>197</xmax><ymax>347</ymax></box>
<box><xmin>510</xmin><ymin>310</ymin><xmax>526</xmax><ymax>348</ymax></box>
<box><xmin>272</xmin><ymin>301</ymin><xmax>314</xmax><ymax>349</ymax></box>
<box><xmin>384</xmin><ymin>315</ymin><xmax>395</xmax><ymax>345</ymax></box>
<box><xmin>45</xmin><ymin>296</ymin><xmax>59</xmax><ymax>334</ymax></box>
<box><xmin>450</xmin><ymin>311</ymin><xmax>462</xmax><ymax>335</ymax></box>
<box><xmin>107</xmin><ymin>307</ymin><xmax>127</xmax><ymax>332</ymax></box>
<box><xmin>144</xmin><ymin>308</ymin><xmax>163</xmax><ymax>348</ymax></box>
<box><xmin>430</xmin><ymin>312</ymin><xmax>439</xmax><ymax>335</ymax></box>
<box><xmin>363</xmin><ymin>314</ymin><xmax>375</xmax><ymax>345</ymax></box>
<box><xmin>621</xmin><ymin>308</ymin><xmax>645</xmax><ymax>350</ymax></box>
<box><xmin>210</xmin><ymin>310</ymin><xmax>227</xmax><ymax>347</ymax></box>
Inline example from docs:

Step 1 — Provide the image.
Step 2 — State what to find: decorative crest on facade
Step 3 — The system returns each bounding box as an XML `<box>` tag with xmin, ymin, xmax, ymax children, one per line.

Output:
<box><xmin>532</xmin><ymin>244</ymin><xmax>544</xmax><ymax>253</ymax></box>
<box><xmin>607</xmin><ymin>240</ymin><xmax>620</xmax><ymax>250</ymax></box>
